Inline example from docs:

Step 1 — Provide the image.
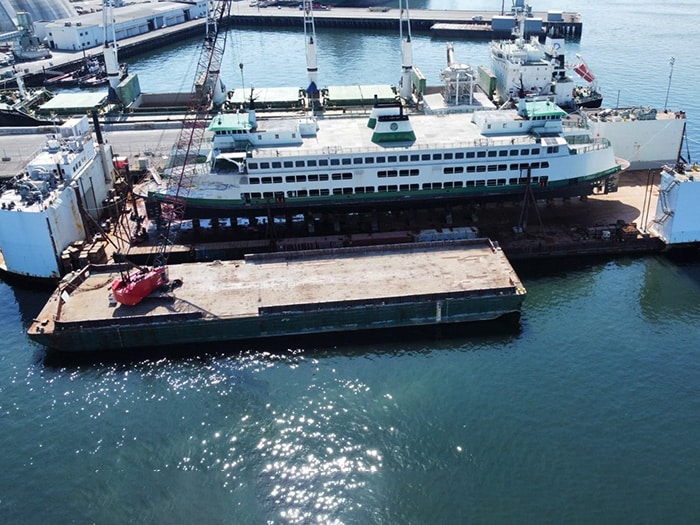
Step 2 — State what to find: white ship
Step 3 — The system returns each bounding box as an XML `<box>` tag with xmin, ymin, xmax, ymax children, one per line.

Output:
<box><xmin>648</xmin><ymin>162</ymin><xmax>700</xmax><ymax>245</ymax></box>
<box><xmin>582</xmin><ymin>107</ymin><xmax>687</xmax><ymax>171</ymax></box>
<box><xmin>0</xmin><ymin>115</ymin><xmax>115</xmax><ymax>279</ymax></box>
<box><xmin>483</xmin><ymin>7</ymin><xmax>686</xmax><ymax>172</ymax></box>
<box><xmin>137</xmin><ymin>97</ymin><xmax>624</xmax><ymax>218</ymax></box>
<box><xmin>483</xmin><ymin>5</ymin><xmax>602</xmax><ymax>111</ymax></box>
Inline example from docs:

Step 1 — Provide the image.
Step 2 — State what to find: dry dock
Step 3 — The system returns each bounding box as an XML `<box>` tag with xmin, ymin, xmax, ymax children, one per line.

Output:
<box><xmin>28</xmin><ymin>239</ymin><xmax>526</xmax><ymax>353</ymax></box>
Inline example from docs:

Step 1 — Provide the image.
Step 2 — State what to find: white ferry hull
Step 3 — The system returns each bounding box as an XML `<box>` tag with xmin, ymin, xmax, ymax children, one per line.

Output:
<box><xmin>149</xmin><ymin>161</ymin><xmax>620</xmax><ymax>218</ymax></box>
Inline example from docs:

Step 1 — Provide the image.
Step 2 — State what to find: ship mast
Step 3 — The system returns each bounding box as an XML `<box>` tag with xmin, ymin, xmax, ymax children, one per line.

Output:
<box><xmin>102</xmin><ymin>0</ymin><xmax>121</xmax><ymax>97</ymax></box>
<box><xmin>303</xmin><ymin>0</ymin><xmax>319</xmax><ymax>106</ymax></box>
<box><xmin>398</xmin><ymin>0</ymin><xmax>413</xmax><ymax>101</ymax></box>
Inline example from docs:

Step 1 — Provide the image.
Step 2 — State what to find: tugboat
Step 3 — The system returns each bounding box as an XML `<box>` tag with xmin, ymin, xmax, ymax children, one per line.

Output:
<box><xmin>11</xmin><ymin>12</ymin><xmax>51</xmax><ymax>62</ymax></box>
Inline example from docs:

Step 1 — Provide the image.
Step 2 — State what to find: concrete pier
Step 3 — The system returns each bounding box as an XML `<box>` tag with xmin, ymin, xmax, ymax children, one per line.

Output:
<box><xmin>228</xmin><ymin>5</ymin><xmax>582</xmax><ymax>39</ymax></box>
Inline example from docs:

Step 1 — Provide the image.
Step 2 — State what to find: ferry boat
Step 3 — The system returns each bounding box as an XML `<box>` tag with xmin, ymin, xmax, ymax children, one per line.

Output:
<box><xmin>0</xmin><ymin>115</ymin><xmax>115</xmax><ymax>279</ymax></box>
<box><xmin>137</xmin><ymin>97</ymin><xmax>624</xmax><ymax>218</ymax></box>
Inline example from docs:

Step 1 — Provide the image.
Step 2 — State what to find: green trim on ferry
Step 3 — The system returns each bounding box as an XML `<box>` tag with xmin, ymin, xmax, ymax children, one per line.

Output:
<box><xmin>367</xmin><ymin>117</ymin><xmax>377</xmax><ymax>129</ymax></box>
<box><xmin>371</xmin><ymin>130</ymin><xmax>417</xmax><ymax>143</ymax></box>
<box><xmin>148</xmin><ymin>164</ymin><xmax>620</xmax><ymax>211</ymax></box>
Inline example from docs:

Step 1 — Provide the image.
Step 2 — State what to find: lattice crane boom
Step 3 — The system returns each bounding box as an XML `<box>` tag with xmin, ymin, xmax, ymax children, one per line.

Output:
<box><xmin>155</xmin><ymin>0</ymin><xmax>232</xmax><ymax>266</ymax></box>
<box><xmin>111</xmin><ymin>0</ymin><xmax>233</xmax><ymax>306</ymax></box>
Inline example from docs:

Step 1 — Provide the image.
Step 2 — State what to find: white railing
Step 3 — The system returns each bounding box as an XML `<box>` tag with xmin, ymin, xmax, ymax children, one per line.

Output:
<box><xmin>246</xmin><ymin>135</ymin><xmax>541</xmax><ymax>160</ymax></box>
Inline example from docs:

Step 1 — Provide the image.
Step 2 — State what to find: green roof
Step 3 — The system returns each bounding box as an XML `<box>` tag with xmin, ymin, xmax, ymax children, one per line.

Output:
<box><xmin>227</xmin><ymin>86</ymin><xmax>302</xmax><ymax>107</ymax></box>
<box><xmin>208</xmin><ymin>113</ymin><xmax>251</xmax><ymax>132</ymax></box>
<box><xmin>523</xmin><ymin>99</ymin><xmax>567</xmax><ymax>118</ymax></box>
<box><xmin>38</xmin><ymin>92</ymin><xmax>107</xmax><ymax>114</ymax></box>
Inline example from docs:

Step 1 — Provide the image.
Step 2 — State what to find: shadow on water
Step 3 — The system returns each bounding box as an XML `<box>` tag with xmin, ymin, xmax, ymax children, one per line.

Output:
<box><xmin>512</xmin><ymin>252</ymin><xmax>647</xmax><ymax>280</ymax></box>
<box><xmin>39</xmin><ymin>313</ymin><xmax>523</xmax><ymax>369</ymax></box>
<box><xmin>0</xmin><ymin>278</ymin><xmax>54</xmax><ymax>328</ymax></box>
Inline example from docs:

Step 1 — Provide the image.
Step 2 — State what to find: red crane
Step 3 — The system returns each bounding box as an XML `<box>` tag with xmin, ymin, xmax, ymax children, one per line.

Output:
<box><xmin>111</xmin><ymin>0</ymin><xmax>232</xmax><ymax>306</ymax></box>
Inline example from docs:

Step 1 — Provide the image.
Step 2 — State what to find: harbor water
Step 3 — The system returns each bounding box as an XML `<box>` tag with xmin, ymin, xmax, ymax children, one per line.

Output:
<box><xmin>2</xmin><ymin>1</ymin><xmax>700</xmax><ymax>522</ymax></box>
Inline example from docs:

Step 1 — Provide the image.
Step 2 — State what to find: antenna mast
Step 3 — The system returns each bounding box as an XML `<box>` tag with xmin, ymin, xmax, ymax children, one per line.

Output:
<box><xmin>664</xmin><ymin>57</ymin><xmax>675</xmax><ymax>110</ymax></box>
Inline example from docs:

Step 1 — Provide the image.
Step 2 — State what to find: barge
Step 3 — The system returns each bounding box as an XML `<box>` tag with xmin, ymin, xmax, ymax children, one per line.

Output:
<box><xmin>28</xmin><ymin>239</ymin><xmax>526</xmax><ymax>353</ymax></box>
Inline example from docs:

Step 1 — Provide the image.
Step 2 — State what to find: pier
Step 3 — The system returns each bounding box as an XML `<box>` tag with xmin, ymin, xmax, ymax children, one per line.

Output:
<box><xmin>0</xmin><ymin>4</ymin><xmax>582</xmax><ymax>88</ymax></box>
<box><xmin>228</xmin><ymin>5</ymin><xmax>583</xmax><ymax>40</ymax></box>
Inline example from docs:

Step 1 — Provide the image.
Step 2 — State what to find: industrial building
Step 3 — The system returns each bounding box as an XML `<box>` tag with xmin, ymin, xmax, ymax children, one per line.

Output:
<box><xmin>35</xmin><ymin>0</ymin><xmax>207</xmax><ymax>52</ymax></box>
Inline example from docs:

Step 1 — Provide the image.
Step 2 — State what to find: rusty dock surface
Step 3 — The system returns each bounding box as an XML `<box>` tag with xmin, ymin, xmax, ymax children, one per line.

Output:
<box><xmin>28</xmin><ymin>239</ymin><xmax>526</xmax><ymax>353</ymax></box>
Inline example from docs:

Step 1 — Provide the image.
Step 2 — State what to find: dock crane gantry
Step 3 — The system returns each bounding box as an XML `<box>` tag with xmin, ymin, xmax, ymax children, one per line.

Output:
<box><xmin>111</xmin><ymin>0</ymin><xmax>233</xmax><ymax>306</ymax></box>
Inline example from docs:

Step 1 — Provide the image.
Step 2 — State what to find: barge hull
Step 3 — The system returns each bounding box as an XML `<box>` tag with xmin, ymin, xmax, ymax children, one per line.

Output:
<box><xmin>31</xmin><ymin>292</ymin><xmax>523</xmax><ymax>352</ymax></box>
<box><xmin>28</xmin><ymin>240</ymin><xmax>526</xmax><ymax>353</ymax></box>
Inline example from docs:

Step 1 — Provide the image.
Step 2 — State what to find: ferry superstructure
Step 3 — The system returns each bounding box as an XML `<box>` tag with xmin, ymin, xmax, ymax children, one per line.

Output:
<box><xmin>138</xmin><ymin>98</ymin><xmax>623</xmax><ymax>218</ymax></box>
<box><xmin>0</xmin><ymin>115</ymin><xmax>115</xmax><ymax>279</ymax></box>
<box><xmin>483</xmin><ymin>5</ymin><xmax>684</xmax><ymax>170</ymax></box>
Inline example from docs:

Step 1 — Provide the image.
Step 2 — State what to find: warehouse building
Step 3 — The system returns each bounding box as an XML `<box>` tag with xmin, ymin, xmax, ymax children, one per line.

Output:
<box><xmin>36</xmin><ymin>1</ymin><xmax>207</xmax><ymax>52</ymax></box>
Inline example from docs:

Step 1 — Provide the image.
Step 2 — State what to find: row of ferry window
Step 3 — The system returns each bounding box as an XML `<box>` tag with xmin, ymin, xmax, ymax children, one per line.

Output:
<box><xmin>246</xmin><ymin>147</ymin><xmax>557</xmax><ymax>170</ymax></box>
<box><xmin>444</xmin><ymin>161</ymin><xmax>549</xmax><ymax>174</ymax></box>
<box><xmin>245</xmin><ymin>162</ymin><xmax>549</xmax><ymax>185</ymax></box>
<box><xmin>241</xmin><ymin>176</ymin><xmax>550</xmax><ymax>199</ymax></box>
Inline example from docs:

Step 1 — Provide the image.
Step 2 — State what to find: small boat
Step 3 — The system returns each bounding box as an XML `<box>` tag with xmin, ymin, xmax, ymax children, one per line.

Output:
<box><xmin>0</xmin><ymin>103</ymin><xmax>55</xmax><ymax>126</ymax></box>
<box><xmin>78</xmin><ymin>63</ymin><xmax>128</xmax><ymax>89</ymax></box>
<box><xmin>0</xmin><ymin>76</ymin><xmax>56</xmax><ymax>126</ymax></box>
<box><xmin>44</xmin><ymin>57</ymin><xmax>102</xmax><ymax>88</ymax></box>
<box><xmin>78</xmin><ymin>69</ymin><xmax>108</xmax><ymax>88</ymax></box>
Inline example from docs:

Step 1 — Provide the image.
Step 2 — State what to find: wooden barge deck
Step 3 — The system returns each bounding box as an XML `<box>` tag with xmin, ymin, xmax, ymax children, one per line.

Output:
<box><xmin>28</xmin><ymin>239</ymin><xmax>526</xmax><ymax>353</ymax></box>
